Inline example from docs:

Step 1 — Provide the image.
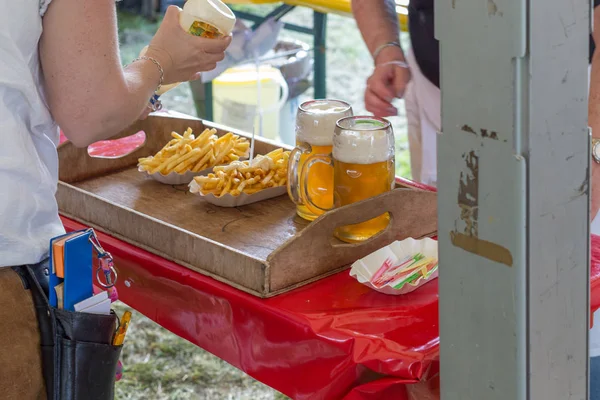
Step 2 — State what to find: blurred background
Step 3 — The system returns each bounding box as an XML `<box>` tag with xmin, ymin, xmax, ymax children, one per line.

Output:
<box><xmin>114</xmin><ymin>3</ymin><xmax>411</xmax><ymax>399</ymax></box>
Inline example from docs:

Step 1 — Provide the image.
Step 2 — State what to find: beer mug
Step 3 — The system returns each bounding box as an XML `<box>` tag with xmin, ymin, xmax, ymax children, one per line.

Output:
<box><xmin>302</xmin><ymin>116</ymin><xmax>396</xmax><ymax>242</ymax></box>
<box><xmin>287</xmin><ymin>100</ymin><xmax>353</xmax><ymax>221</ymax></box>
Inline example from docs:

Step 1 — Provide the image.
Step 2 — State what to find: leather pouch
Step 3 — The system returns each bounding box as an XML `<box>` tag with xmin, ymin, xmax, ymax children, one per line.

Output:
<box><xmin>16</xmin><ymin>265</ymin><xmax>122</xmax><ymax>400</ymax></box>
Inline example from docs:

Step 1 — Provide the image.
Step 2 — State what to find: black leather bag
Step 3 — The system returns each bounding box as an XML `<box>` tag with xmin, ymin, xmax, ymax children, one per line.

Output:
<box><xmin>15</xmin><ymin>265</ymin><xmax>122</xmax><ymax>400</ymax></box>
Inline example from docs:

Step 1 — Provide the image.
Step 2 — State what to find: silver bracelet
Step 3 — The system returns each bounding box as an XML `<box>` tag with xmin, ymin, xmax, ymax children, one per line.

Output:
<box><xmin>372</xmin><ymin>42</ymin><xmax>403</xmax><ymax>64</ymax></box>
<box><xmin>375</xmin><ymin>60</ymin><xmax>410</xmax><ymax>69</ymax></box>
<box><xmin>130</xmin><ymin>55</ymin><xmax>164</xmax><ymax>93</ymax></box>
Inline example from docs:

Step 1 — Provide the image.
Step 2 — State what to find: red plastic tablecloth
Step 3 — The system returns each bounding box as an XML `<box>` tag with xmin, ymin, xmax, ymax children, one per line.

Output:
<box><xmin>60</xmin><ymin>131</ymin><xmax>600</xmax><ymax>399</ymax></box>
<box><xmin>62</xmin><ymin>215</ymin><xmax>600</xmax><ymax>400</ymax></box>
<box><xmin>62</xmin><ymin>213</ymin><xmax>440</xmax><ymax>400</ymax></box>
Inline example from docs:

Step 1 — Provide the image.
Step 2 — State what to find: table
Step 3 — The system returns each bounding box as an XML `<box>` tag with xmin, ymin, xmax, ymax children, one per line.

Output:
<box><xmin>59</xmin><ymin>177</ymin><xmax>600</xmax><ymax>400</ymax></box>
<box><xmin>62</xmin><ymin>215</ymin><xmax>439</xmax><ymax>400</ymax></box>
<box><xmin>59</xmin><ymin>132</ymin><xmax>600</xmax><ymax>398</ymax></box>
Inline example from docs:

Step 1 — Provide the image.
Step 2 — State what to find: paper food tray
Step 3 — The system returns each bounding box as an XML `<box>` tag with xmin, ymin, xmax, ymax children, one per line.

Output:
<box><xmin>350</xmin><ymin>237</ymin><xmax>438</xmax><ymax>295</ymax></box>
<box><xmin>139</xmin><ymin>166</ymin><xmax>213</xmax><ymax>185</ymax></box>
<box><xmin>189</xmin><ymin>181</ymin><xmax>287</xmax><ymax>207</ymax></box>
<box><xmin>139</xmin><ymin>151</ymin><xmax>250</xmax><ymax>185</ymax></box>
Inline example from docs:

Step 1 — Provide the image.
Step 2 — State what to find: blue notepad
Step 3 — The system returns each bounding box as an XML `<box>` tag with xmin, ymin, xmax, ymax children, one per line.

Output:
<box><xmin>48</xmin><ymin>229</ymin><xmax>94</xmax><ymax>311</ymax></box>
<box><xmin>48</xmin><ymin>231</ymin><xmax>82</xmax><ymax>308</ymax></box>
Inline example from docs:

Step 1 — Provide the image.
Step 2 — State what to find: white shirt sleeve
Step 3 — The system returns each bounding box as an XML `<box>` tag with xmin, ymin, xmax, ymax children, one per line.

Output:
<box><xmin>39</xmin><ymin>0</ymin><xmax>52</xmax><ymax>17</ymax></box>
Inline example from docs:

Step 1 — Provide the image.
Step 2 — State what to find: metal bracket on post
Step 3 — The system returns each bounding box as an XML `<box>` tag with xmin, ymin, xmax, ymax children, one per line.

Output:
<box><xmin>437</xmin><ymin>0</ymin><xmax>589</xmax><ymax>399</ymax></box>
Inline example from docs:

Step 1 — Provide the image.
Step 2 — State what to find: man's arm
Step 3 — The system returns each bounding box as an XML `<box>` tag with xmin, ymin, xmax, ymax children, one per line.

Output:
<box><xmin>352</xmin><ymin>0</ymin><xmax>410</xmax><ymax>116</ymax></box>
<box><xmin>351</xmin><ymin>0</ymin><xmax>404</xmax><ymax>64</ymax></box>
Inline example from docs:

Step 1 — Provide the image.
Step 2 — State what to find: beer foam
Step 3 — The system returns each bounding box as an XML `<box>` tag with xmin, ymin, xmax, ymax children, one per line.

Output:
<box><xmin>333</xmin><ymin>130</ymin><xmax>394</xmax><ymax>165</ymax></box>
<box><xmin>296</xmin><ymin>100</ymin><xmax>352</xmax><ymax>146</ymax></box>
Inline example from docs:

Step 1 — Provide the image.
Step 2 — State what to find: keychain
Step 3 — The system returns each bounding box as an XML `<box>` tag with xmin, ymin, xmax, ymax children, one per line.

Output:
<box><xmin>87</xmin><ymin>229</ymin><xmax>124</xmax><ymax>381</ymax></box>
<box><xmin>88</xmin><ymin>229</ymin><xmax>119</xmax><ymax>302</ymax></box>
<box><xmin>97</xmin><ymin>256</ymin><xmax>119</xmax><ymax>303</ymax></box>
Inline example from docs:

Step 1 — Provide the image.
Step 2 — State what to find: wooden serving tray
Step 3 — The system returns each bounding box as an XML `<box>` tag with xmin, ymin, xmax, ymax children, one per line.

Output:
<box><xmin>57</xmin><ymin>111</ymin><xmax>437</xmax><ymax>297</ymax></box>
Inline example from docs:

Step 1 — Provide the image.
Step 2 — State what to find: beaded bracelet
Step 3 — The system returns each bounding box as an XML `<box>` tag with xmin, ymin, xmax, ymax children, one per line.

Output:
<box><xmin>129</xmin><ymin>55</ymin><xmax>164</xmax><ymax>112</ymax></box>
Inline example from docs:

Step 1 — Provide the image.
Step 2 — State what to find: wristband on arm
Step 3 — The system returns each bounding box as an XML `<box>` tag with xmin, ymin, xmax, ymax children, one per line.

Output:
<box><xmin>372</xmin><ymin>41</ymin><xmax>403</xmax><ymax>64</ymax></box>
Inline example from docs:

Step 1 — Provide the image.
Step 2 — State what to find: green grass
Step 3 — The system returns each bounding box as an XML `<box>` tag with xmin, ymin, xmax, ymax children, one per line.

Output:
<box><xmin>117</xmin><ymin>10</ymin><xmax>161</xmax><ymax>34</ymax></box>
<box><xmin>229</xmin><ymin>3</ymin><xmax>278</xmax><ymax>14</ymax></box>
<box><xmin>114</xmin><ymin>303</ymin><xmax>290</xmax><ymax>400</ymax></box>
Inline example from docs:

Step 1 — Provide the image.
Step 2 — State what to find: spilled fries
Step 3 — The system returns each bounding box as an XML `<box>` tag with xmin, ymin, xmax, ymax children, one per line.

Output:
<box><xmin>137</xmin><ymin>127</ymin><xmax>250</xmax><ymax>176</ymax></box>
<box><xmin>189</xmin><ymin>149</ymin><xmax>290</xmax><ymax>197</ymax></box>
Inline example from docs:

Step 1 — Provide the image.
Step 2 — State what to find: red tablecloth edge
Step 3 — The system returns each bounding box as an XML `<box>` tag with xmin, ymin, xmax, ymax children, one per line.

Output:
<box><xmin>396</xmin><ymin>176</ymin><xmax>437</xmax><ymax>193</ymax></box>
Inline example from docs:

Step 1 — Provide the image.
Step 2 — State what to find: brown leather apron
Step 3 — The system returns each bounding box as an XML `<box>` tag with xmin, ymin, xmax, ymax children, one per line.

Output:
<box><xmin>0</xmin><ymin>267</ymin><xmax>46</xmax><ymax>400</ymax></box>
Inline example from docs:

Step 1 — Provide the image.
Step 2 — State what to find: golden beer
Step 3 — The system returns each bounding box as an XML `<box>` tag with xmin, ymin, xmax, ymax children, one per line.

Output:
<box><xmin>302</xmin><ymin>116</ymin><xmax>396</xmax><ymax>242</ymax></box>
<box><xmin>333</xmin><ymin>159</ymin><xmax>395</xmax><ymax>242</ymax></box>
<box><xmin>287</xmin><ymin>100</ymin><xmax>353</xmax><ymax>221</ymax></box>
<box><xmin>296</xmin><ymin>142</ymin><xmax>334</xmax><ymax>220</ymax></box>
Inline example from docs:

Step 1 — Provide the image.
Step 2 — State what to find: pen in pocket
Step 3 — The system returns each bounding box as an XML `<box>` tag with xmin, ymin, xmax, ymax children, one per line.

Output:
<box><xmin>113</xmin><ymin>311</ymin><xmax>132</xmax><ymax>346</ymax></box>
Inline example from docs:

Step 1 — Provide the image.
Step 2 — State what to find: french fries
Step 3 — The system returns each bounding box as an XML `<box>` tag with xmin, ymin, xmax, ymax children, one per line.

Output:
<box><xmin>190</xmin><ymin>149</ymin><xmax>290</xmax><ymax>197</ymax></box>
<box><xmin>138</xmin><ymin>127</ymin><xmax>250</xmax><ymax>175</ymax></box>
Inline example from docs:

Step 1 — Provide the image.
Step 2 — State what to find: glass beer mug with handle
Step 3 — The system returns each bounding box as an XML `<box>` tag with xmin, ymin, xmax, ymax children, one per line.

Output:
<box><xmin>301</xmin><ymin>116</ymin><xmax>396</xmax><ymax>243</ymax></box>
<box><xmin>287</xmin><ymin>100</ymin><xmax>353</xmax><ymax>221</ymax></box>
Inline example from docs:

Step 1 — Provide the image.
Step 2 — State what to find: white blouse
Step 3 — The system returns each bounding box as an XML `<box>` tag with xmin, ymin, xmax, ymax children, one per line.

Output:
<box><xmin>0</xmin><ymin>0</ymin><xmax>65</xmax><ymax>267</ymax></box>
<box><xmin>40</xmin><ymin>0</ymin><xmax>52</xmax><ymax>16</ymax></box>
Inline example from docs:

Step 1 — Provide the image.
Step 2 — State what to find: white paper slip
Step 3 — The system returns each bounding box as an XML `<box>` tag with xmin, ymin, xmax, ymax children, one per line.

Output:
<box><xmin>74</xmin><ymin>291</ymin><xmax>108</xmax><ymax>312</ymax></box>
<box><xmin>79</xmin><ymin>298</ymin><xmax>111</xmax><ymax>315</ymax></box>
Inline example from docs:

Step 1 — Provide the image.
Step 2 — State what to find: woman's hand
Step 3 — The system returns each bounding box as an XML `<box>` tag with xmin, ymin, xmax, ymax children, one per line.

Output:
<box><xmin>145</xmin><ymin>6</ymin><xmax>231</xmax><ymax>85</ymax></box>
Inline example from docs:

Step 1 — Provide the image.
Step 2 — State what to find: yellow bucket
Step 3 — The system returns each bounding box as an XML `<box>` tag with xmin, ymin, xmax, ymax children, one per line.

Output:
<box><xmin>212</xmin><ymin>65</ymin><xmax>289</xmax><ymax>142</ymax></box>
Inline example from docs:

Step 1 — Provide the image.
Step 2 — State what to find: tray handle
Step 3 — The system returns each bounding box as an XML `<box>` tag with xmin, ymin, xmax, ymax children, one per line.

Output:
<box><xmin>58</xmin><ymin>112</ymin><xmax>207</xmax><ymax>183</ymax></box>
<box><xmin>267</xmin><ymin>188</ymin><xmax>437</xmax><ymax>291</ymax></box>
